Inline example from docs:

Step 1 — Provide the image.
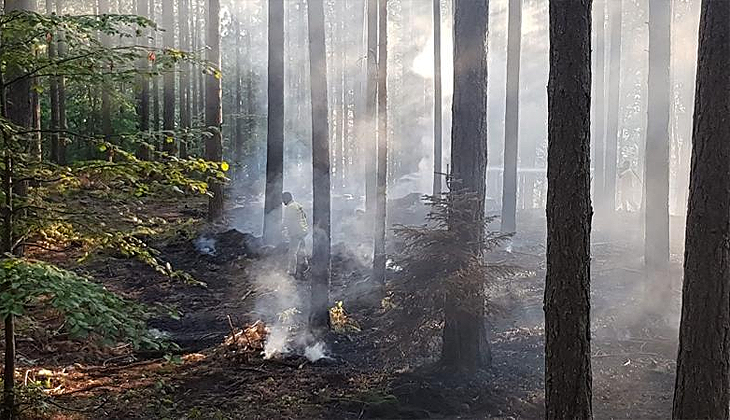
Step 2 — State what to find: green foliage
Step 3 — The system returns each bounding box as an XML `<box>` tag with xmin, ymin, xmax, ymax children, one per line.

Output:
<box><xmin>0</xmin><ymin>10</ymin><xmax>227</xmax><ymax>282</ymax></box>
<box><xmin>383</xmin><ymin>190</ymin><xmax>514</xmax><ymax>359</ymax></box>
<box><xmin>0</xmin><ymin>258</ymin><xmax>174</xmax><ymax>350</ymax></box>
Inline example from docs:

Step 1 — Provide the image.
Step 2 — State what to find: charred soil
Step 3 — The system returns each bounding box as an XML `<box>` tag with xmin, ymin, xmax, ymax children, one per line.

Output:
<box><xmin>7</xmin><ymin>201</ymin><xmax>680</xmax><ymax>419</ymax></box>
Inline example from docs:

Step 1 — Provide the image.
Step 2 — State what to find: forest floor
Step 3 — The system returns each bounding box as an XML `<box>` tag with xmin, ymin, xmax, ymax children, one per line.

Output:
<box><xmin>14</xmin><ymin>195</ymin><xmax>683</xmax><ymax>419</ymax></box>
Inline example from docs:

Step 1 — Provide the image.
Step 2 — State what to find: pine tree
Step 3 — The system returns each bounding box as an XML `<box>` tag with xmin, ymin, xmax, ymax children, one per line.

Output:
<box><xmin>672</xmin><ymin>1</ymin><xmax>730</xmax><ymax>417</ymax></box>
<box><xmin>205</xmin><ymin>0</ymin><xmax>223</xmax><ymax>221</ymax></box>
<box><xmin>263</xmin><ymin>0</ymin><xmax>284</xmax><ymax>244</ymax></box>
<box><xmin>500</xmin><ymin>0</ymin><xmax>522</xmax><ymax>233</ymax></box>
<box><xmin>441</xmin><ymin>0</ymin><xmax>490</xmax><ymax>371</ymax></box>
<box><xmin>544</xmin><ymin>0</ymin><xmax>593</xmax><ymax>417</ymax></box>
<box><xmin>307</xmin><ymin>0</ymin><xmax>331</xmax><ymax>331</ymax></box>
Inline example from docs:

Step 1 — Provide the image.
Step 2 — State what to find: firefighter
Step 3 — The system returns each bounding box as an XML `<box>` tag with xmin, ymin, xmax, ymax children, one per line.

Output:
<box><xmin>282</xmin><ymin>192</ymin><xmax>309</xmax><ymax>275</ymax></box>
<box><xmin>618</xmin><ymin>161</ymin><xmax>641</xmax><ymax>212</ymax></box>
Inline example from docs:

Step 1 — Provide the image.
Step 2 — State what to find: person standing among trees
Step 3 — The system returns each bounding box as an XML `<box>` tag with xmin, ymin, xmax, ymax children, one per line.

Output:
<box><xmin>282</xmin><ymin>192</ymin><xmax>309</xmax><ymax>276</ymax></box>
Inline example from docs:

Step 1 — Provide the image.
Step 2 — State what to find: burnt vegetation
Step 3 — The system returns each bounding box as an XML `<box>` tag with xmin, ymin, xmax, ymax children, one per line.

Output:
<box><xmin>0</xmin><ymin>0</ymin><xmax>725</xmax><ymax>419</ymax></box>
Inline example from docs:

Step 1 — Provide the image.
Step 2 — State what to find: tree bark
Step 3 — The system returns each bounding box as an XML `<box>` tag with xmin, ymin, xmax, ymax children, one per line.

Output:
<box><xmin>0</xmin><ymin>5</ymin><xmax>30</xmax><ymax>418</ymax></box>
<box><xmin>364</xmin><ymin>0</ymin><xmax>377</xmax><ymax>217</ymax></box>
<box><xmin>593</xmin><ymin>0</ymin><xmax>606</xmax><ymax>203</ymax></box>
<box><xmin>372</xmin><ymin>0</ymin><xmax>388</xmax><ymax>286</ymax></box>
<box><xmin>4</xmin><ymin>0</ymin><xmax>33</xmax><ymax>131</ymax></box>
<box><xmin>162</xmin><ymin>0</ymin><xmax>176</xmax><ymax>156</ymax></box>
<box><xmin>603</xmin><ymin>0</ymin><xmax>621</xmax><ymax>212</ymax></box>
<box><xmin>432</xmin><ymin>0</ymin><xmax>442</xmax><ymax>196</ymax></box>
<box><xmin>204</xmin><ymin>0</ymin><xmax>223</xmax><ymax>221</ymax></box>
<box><xmin>644</xmin><ymin>0</ymin><xmax>671</xmax><ymax>279</ymax></box>
<box><xmin>99</xmin><ymin>0</ymin><xmax>113</xmax><ymax>155</ymax></box>
<box><xmin>47</xmin><ymin>0</ymin><xmax>61</xmax><ymax>163</ymax></box>
<box><xmin>152</xmin><ymin>0</ymin><xmax>161</xmax><ymax>139</ymax></box>
<box><xmin>136</xmin><ymin>0</ymin><xmax>152</xmax><ymax>160</ymax></box>
<box><xmin>672</xmin><ymin>1</ymin><xmax>730</xmax><ymax>418</ymax></box>
<box><xmin>544</xmin><ymin>1</ymin><xmax>593</xmax><ymax>418</ymax></box>
<box><xmin>307</xmin><ymin>0</ymin><xmax>331</xmax><ymax>332</ymax></box>
<box><xmin>500</xmin><ymin>0</ymin><xmax>521</xmax><ymax>233</ymax></box>
<box><xmin>441</xmin><ymin>0</ymin><xmax>490</xmax><ymax>372</ymax></box>
<box><xmin>56</xmin><ymin>0</ymin><xmax>67</xmax><ymax>165</ymax></box>
<box><xmin>179</xmin><ymin>0</ymin><xmax>191</xmax><ymax>158</ymax></box>
<box><xmin>264</xmin><ymin>0</ymin><xmax>284</xmax><ymax>244</ymax></box>
<box><xmin>234</xmin><ymin>11</ymin><xmax>244</xmax><ymax>180</ymax></box>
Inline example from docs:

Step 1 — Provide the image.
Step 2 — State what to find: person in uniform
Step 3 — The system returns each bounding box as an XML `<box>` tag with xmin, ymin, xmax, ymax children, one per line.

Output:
<box><xmin>282</xmin><ymin>192</ymin><xmax>309</xmax><ymax>275</ymax></box>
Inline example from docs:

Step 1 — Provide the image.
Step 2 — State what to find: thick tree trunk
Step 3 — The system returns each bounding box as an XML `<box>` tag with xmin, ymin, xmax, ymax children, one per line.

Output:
<box><xmin>179</xmin><ymin>0</ymin><xmax>190</xmax><ymax>158</ymax></box>
<box><xmin>263</xmin><ymin>0</ymin><xmax>284</xmax><ymax>244</ymax></box>
<box><xmin>136</xmin><ymin>0</ymin><xmax>151</xmax><ymax>160</ymax></box>
<box><xmin>603</xmin><ymin>0</ymin><xmax>621</xmax><ymax>212</ymax></box>
<box><xmin>152</xmin><ymin>0</ymin><xmax>161</xmax><ymax>138</ymax></box>
<box><xmin>56</xmin><ymin>0</ymin><xmax>67</xmax><ymax>165</ymax></box>
<box><xmin>364</xmin><ymin>0</ymin><xmax>377</xmax><ymax>217</ymax></box>
<box><xmin>4</xmin><ymin>0</ymin><xmax>33</xmax><ymax>131</ymax></box>
<box><xmin>544</xmin><ymin>1</ymin><xmax>593</xmax><ymax>418</ymax></box>
<box><xmin>372</xmin><ymin>0</ymin><xmax>388</xmax><ymax>286</ymax></box>
<box><xmin>162</xmin><ymin>0</ymin><xmax>176</xmax><ymax>156</ymax></box>
<box><xmin>234</xmin><ymin>13</ymin><xmax>244</xmax><ymax>181</ymax></box>
<box><xmin>672</xmin><ymin>2</ymin><xmax>730</xmax><ymax>418</ymax></box>
<box><xmin>593</xmin><ymin>0</ymin><xmax>606</xmax><ymax>202</ymax></box>
<box><xmin>441</xmin><ymin>0</ymin><xmax>490</xmax><ymax>372</ymax></box>
<box><xmin>205</xmin><ymin>0</ymin><xmax>223</xmax><ymax>221</ymax></box>
<box><xmin>197</xmin><ymin>0</ymin><xmax>205</xmax><ymax>123</ymax></box>
<box><xmin>500</xmin><ymin>0</ymin><xmax>521</xmax><ymax>233</ymax></box>
<box><xmin>432</xmin><ymin>0</ymin><xmax>442</xmax><ymax>196</ymax></box>
<box><xmin>1</xmin><ymin>5</ymin><xmax>30</xmax><ymax>418</ymax></box>
<box><xmin>332</xmin><ymin>0</ymin><xmax>343</xmax><ymax>192</ymax></box>
<box><xmin>191</xmin><ymin>0</ymin><xmax>198</xmax><ymax>123</ymax></box>
<box><xmin>644</xmin><ymin>0</ymin><xmax>670</xmax><ymax>280</ymax></box>
<box><xmin>99</xmin><ymin>0</ymin><xmax>113</xmax><ymax>154</ymax></box>
<box><xmin>307</xmin><ymin>0</ymin><xmax>331</xmax><ymax>332</ymax></box>
<box><xmin>48</xmin><ymin>0</ymin><xmax>61</xmax><ymax>163</ymax></box>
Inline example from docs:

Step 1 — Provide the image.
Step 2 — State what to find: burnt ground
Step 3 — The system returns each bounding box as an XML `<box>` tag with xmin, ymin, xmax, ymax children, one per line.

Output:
<box><xmin>12</xmin><ymin>199</ymin><xmax>682</xmax><ymax>419</ymax></box>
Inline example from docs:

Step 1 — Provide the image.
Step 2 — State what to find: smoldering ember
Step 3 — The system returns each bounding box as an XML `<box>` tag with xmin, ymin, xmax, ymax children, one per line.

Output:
<box><xmin>0</xmin><ymin>0</ymin><xmax>724</xmax><ymax>419</ymax></box>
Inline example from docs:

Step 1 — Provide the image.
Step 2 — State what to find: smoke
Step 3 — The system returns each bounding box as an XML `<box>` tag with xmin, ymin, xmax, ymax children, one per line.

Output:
<box><xmin>304</xmin><ymin>342</ymin><xmax>328</xmax><ymax>362</ymax></box>
<box><xmin>247</xmin><ymin>259</ymin><xmax>329</xmax><ymax>361</ymax></box>
<box><xmin>194</xmin><ymin>236</ymin><xmax>217</xmax><ymax>256</ymax></box>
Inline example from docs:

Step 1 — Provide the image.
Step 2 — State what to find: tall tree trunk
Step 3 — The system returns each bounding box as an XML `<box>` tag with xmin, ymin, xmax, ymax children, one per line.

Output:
<box><xmin>372</xmin><ymin>0</ymin><xmax>388</xmax><ymax>285</ymax></box>
<box><xmin>263</xmin><ymin>0</ymin><xmax>285</xmax><ymax>244</ymax></box>
<box><xmin>56</xmin><ymin>0</ymin><xmax>67</xmax><ymax>165</ymax></box>
<box><xmin>191</xmin><ymin>0</ymin><xmax>198</xmax><ymax>123</ymax></box>
<box><xmin>332</xmin><ymin>0</ymin><xmax>343</xmax><ymax>191</ymax></box>
<box><xmin>593</xmin><ymin>0</ymin><xmax>606</xmax><ymax>203</ymax></box>
<box><xmin>245</xmin><ymin>11</ymin><xmax>255</xmax><ymax>181</ymax></box>
<box><xmin>5</xmin><ymin>0</ymin><xmax>33</xmax><ymax>130</ymax></box>
<box><xmin>644</xmin><ymin>0</ymin><xmax>670</xmax><ymax>281</ymax></box>
<box><xmin>441</xmin><ymin>0</ymin><xmax>490</xmax><ymax>371</ymax></box>
<box><xmin>136</xmin><ymin>0</ymin><xmax>152</xmax><ymax>160</ymax></box>
<box><xmin>99</xmin><ymin>0</ymin><xmax>113</xmax><ymax>155</ymax></box>
<box><xmin>162</xmin><ymin>0</ymin><xmax>176</xmax><ymax>156</ymax></box>
<box><xmin>197</xmin><ymin>0</ymin><xmax>205</xmax><ymax>124</ymax></box>
<box><xmin>364</xmin><ymin>0</ymin><xmax>377</xmax><ymax>217</ymax></box>
<box><xmin>48</xmin><ymin>0</ymin><xmax>61</xmax><ymax>163</ymax></box>
<box><xmin>1</xmin><ymin>4</ymin><xmax>31</xmax><ymax>418</ymax></box>
<box><xmin>234</xmin><ymin>12</ymin><xmax>244</xmax><ymax>181</ymax></box>
<box><xmin>307</xmin><ymin>0</ymin><xmax>331</xmax><ymax>332</ymax></box>
<box><xmin>500</xmin><ymin>0</ymin><xmax>521</xmax><ymax>233</ymax></box>
<box><xmin>152</xmin><ymin>0</ymin><xmax>161</xmax><ymax>138</ymax></box>
<box><xmin>432</xmin><ymin>0</ymin><xmax>442</xmax><ymax>196</ymax></box>
<box><xmin>603</xmin><ymin>0</ymin><xmax>621</xmax><ymax>212</ymax></box>
<box><xmin>544</xmin><ymin>0</ymin><xmax>593</xmax><ymax>417</ymax></box>
<box><xmin>672</xmin><ymin>1</ymin><xmax>730</xmax><ymax>417</ymax></box>
<box><xmin>205</xmin><ymin>0</ymin><xmax>223</xmax><ymax>220</ymax></box>
<box><xmin>179</xmin><ymin>0</ymin><xmax>191</xmax><ymax>158</ymax></box>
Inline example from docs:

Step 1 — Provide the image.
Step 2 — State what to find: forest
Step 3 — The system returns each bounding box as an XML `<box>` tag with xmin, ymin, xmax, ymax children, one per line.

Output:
<box><xmin>0</xmin><ymin>0</ymin><xmax>723</xmax><ymax>418</ymax></box>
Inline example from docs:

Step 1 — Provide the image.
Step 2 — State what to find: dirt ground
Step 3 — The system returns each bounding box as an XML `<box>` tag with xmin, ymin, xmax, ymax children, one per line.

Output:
<box><xmin>12</xmin><ymin>198</ymin><xmax>683</xmax><ymax>419</ymax></box>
